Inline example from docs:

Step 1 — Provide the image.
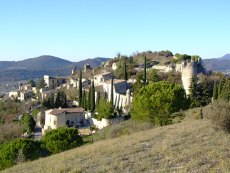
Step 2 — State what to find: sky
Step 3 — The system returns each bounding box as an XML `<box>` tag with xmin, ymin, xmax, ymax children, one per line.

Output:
<box><xmin>0</xmin><ymin>0</ymin><xmax>229</xmax><ymax>62</ymax></box>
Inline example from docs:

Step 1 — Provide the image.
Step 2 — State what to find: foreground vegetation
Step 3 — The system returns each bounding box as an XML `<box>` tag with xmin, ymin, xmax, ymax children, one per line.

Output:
<box><xmin>2</xmin><ymin>118</ymin><xmax>230</xmax><ymax>173</ymax></box>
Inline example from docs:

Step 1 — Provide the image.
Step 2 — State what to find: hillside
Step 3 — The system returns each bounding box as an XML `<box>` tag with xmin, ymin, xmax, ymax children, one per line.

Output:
<box><xmin>202</xmin><ymin>54</ymin><xmax>230</xmax><ymax>73</ymax></box>
<box><xmin>2</xmin><ymin>119</ymin><xmax>230</xmax><ymax>173</ymax></box>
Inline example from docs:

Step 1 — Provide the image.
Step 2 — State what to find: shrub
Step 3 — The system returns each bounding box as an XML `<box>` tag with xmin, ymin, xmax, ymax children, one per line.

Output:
<box><xmin>0</xmin><ymin>138</ymin><xmax>45</xmax><ymax>170</ymax></box>
<box><xmin>203</xmin><ymin>101</ymin><xmax>230</xmax><ymax>132</ymax></box>
<box><xmin>42</xmin><ymin>127</ymin><xmax>83</xmax><ymax>154</ymax></box>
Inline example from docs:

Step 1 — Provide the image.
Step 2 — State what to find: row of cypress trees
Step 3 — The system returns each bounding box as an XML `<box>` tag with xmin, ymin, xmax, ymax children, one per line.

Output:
<box><xmin>77</xmin><ymin>69</ymin><xmax>116</xmax><ymax>113</ymax></box>
<box><xmin>78</xmin><ymin>70</ymin><xmax>96</xmax><ymax>112</ymax></box>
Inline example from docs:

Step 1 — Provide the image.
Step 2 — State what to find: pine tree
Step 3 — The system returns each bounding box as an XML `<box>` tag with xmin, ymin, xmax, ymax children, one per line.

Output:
<box><xmin>213</xmin><ymin>81</ymin><xmax>218</xmax><ymax>100</ymax></box>
<box><xmin>144</xmin><ymin>56</ymin><xmax>147</xmax><ymax>85</ymax></box>
<box><xmin>124</xmin><ymin>58</ymin><xmax>128</xmax><ymax>80</ymax></box>
<box><xmin>91</xmin><ymin>80</ymin><xmax>95</xmax><ymax>112</ymax></box>
<box><xmin>78</xmin><ymin>70</ymin><xmax>83</xmax><ymax>107</ymax></box>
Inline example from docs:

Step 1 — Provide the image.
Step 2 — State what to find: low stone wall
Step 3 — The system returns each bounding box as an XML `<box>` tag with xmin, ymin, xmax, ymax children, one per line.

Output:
<box><xmin>90</xmin><ymin>116</ymin><xmax>125</xmax><ymax>129</ymax></box>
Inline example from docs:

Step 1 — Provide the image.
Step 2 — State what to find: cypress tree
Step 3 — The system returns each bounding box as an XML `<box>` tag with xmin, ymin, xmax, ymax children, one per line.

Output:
<box><xmin>144</xmin><ymin>56</ymin><xmax>147</xmax><ymax>85</ymax></box>
<box><xmin>96</xmin><ymin>91</ymin><xmax>100</xmax><ymax>111</ymax></box>
<box><xmin>111</xmin><ymin>74</ymin><xmax>114</xmax><ymax>107</ymax></box>
<box><xmin>124</xmin><ymin>58</ymin><xmax>128</xmax><ymax>80</ymax></box>
<box><xmin>91</xmin><ymin>80</ymin><xmax>95</xmax><ymax>112</ymax></box>
<box><xmin>213</xmin><ymin>81</ymin><xmax>218</xmax><ymax>100</ymax></box>
<box><xmin>78</xmin><ymin>70</ymin><xmax>83</xmax><ymax>107</ymax></box>
<box><xmin>218</xmin><ymin>77</ymin><xmax>225</xmax><ymax>98</ymax></box>
<box><xmin>83</xmin><ymin>90</ymin><xmax>87</xmax><ymax>110</ymax></box>
<box><xmin>87</xmin><ymin>87</ymin><xmax>91</xmax><ymax>111</ymax></box>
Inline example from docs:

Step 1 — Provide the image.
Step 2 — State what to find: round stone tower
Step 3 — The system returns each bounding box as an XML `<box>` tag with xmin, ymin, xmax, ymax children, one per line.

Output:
<box><xmin>181</xmin><ymin>60</ymin><xmax>197</xmax><ymax>95</ymax></box>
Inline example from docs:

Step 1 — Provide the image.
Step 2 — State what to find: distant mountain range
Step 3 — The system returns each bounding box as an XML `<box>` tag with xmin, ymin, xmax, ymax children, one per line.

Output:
<box><xmin>0</xmin><ymin>55</ymin><xmax>110</xmax><ymax>83</ymax></box>
<box><xmin>202</xmin><ymin>54</ymin><xmax>230</xmax><ymax>73</ymax></box>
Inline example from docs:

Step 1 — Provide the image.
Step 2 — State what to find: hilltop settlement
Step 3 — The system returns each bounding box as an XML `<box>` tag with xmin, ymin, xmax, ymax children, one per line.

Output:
<box><xmin>1</xmin><ymin>50</ymin><xmax>230</xmax><ymax>171</ymax></box>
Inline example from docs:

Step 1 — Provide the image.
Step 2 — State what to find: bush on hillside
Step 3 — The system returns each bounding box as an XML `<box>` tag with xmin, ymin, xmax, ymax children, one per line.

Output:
<box><xmin>42</xmin><ymin>127</ymin><xmax>83</xmax><ymax>154</ymax></box>
<box><xmin>203</xmin><ymin>101</ymin><xmax>230</xmax><ymax>132</ymax></box>
<box><xmin>0</xmin><ymin>138</ymin><xmax>45</xmax><ymax>171</ymax></box>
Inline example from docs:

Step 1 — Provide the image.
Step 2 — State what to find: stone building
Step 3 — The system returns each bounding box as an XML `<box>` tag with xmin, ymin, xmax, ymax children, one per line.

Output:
<box><xmin>94</xmin><ymin>72</ymin><xmax>113</xmax><ymax>86</ymax></box>
<box><xmin>44</xmin><ymin>75</ymin><xmax>66</xmax><ymax>89</ymax></box>
<box><xmin>43</xmin><ymin>108</ymin><xmax>85</xmax><ymax>133</ymax></box>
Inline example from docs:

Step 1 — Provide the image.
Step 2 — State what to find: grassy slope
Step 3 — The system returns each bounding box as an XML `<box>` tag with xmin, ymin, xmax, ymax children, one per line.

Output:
<box><xmin>2</xmin><ymin>119</ymin><xmax>230</xmax><ymax>173</ymax></box>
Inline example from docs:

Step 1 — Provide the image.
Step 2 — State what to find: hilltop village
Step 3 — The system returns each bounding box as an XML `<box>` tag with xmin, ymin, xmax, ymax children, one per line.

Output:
<box><xmin>2</xmin><ymin>50</ymin><xmax>230</xmax><ymax>171</ymax></box>
<box><xmin>7</xmin><ymin>51</ymin><xmax>201</xmax><ymax>133</ymax></box>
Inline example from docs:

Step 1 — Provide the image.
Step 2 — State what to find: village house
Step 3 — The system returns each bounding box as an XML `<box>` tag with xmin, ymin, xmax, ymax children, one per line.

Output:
<box><xmin>9</xmin><ymin>91</ymin><xmax>20</xmax><ymax>99</ymax></box>
<box><xmin>94</xmin><ymin>72</ymin><xmax>112</xmax><ymax>86</ymax></box>
<box><xmin>39</xmin><ymin>88</ymin><xmax>55</xmax><ymax>101</ymax></box>
<box><xmin>18</xmin><ymin>91</ymin><xmax>33</xmax><ymax>101</ymax></box>
<box><xmin>43</xmin><ymin>107</ymin><xmax>85</xmax><ymax>133</ymax></box>
<box><xmin>100</xmin><ymin>79</ymin><xmax>132</xmax><ymax>109</ymax></box>
<box><xmin>44</xmin><ymin>75</ymin><xmax>66</xmax><ymax>89</ymax></box>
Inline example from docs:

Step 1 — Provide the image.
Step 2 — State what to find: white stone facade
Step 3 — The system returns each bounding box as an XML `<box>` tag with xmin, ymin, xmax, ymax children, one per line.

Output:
<box><xmin>43</xmin><ymin>108</ymin><xmax>85</xmax><ymax>133</ymax></box>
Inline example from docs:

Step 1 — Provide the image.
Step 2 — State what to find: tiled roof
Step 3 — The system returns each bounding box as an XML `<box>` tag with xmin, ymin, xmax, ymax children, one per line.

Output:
<box><xmin>94</xmin><ymin>72</ymin><xmax>112</xmax><ymax>77</ymax></box>
<box><xmin>50</xmin><ymin>108</ymin><xmax>84</xmax><ymax>115</ymax></box>
<box><xmin>66</xmin><ymin>108</ymin><xmax>84</xmax><ymax>113</ymax></box>
<box><xmin>50</xmin><ymin>109</ymin><xmax>66</xmax><ymax>115</ymax></box>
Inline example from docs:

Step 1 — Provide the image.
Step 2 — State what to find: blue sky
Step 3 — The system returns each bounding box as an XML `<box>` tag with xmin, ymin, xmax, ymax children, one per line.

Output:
<box><xmin>0</xmin><ymin>0</ymin><xmax>229</xmax><ymax>61</ymax></box>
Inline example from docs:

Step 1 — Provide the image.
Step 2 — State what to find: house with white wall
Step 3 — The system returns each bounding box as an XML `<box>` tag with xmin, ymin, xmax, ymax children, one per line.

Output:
<box><xmin>43</xmin><ymin>108</ymin><xmax>85</xmax><ymax>133</ymax></box>
<box><xmin>94</xmin><ymin>72</ymin><xmax>112</xmax><ymax>86</ymax></box>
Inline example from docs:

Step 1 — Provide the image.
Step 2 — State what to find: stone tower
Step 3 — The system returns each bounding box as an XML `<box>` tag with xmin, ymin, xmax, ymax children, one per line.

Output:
<box><xmin>181</xmin><ymin>60</ymin><xmax>197</xmax><ymax>95</ymax></box>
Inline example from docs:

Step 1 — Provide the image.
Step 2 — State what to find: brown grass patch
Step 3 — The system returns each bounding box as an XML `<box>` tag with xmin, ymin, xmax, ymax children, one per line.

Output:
<box><xmin>2</xmin><ymin>119</ymin><xmax>230</xmax><ymax>173</ymax></box>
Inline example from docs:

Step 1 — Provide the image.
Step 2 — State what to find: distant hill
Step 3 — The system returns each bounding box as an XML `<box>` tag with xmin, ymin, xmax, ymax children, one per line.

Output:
<box><xmin>202</xmin><ymin>54</ymin><xmax>230</xmax><ymax>73</ymax></box>
<box><xmin>0</xmin><ymin>56</ymin><xmax>110</xmax><ymax>83</ymax></box>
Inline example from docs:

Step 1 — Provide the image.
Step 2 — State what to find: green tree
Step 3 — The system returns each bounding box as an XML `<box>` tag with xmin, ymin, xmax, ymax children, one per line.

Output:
<box><xmin>82</xmin><ymin>90</ymin><xmax>87</xmax><ymax>110</ymax></box>
<box><xmin>0</xmin><ymin>138</ymin><xmax>45</xmax><ymax>171</ymax></box>
<box><xmin>29</xmin><ymin>79</ymin><xmax>36</xmax><ymax>87</ymax></box>
<box><xmin>87</xmin><ymin>87</ymin><xmax>92</xmax><ymax>111</ymax></box>
<box><xmin>96</xmin><ymin>91</ymin><xmax>100</xmax><ymax>111</ymax></box>
<box><xmin>55</xmin><ymin>91</ymin><xmax>67</xmax><ymax>108</ymax></box>
<box><xmin>213</xmin><ymin>81</ymin><xmax>218</xmax><ymax>100</ymax></box>
<box><xmin>131</xmin><ymin>81</ymin><xmax>145</xmax><ymax>96</ymax></box>
<box><xmin>111</xmin><ymin>74</ymin><xmax>114</xmax><ymax>107</ymax></box>
<box><xmin>218</xmin><ymin>77</ymin><xmax>226</xmax><ymax>97</ymax></box>
<box><xmin>124</xmin><ymin>58</ymin><xmax>128</xmax><ymax>80</ymax></box>
<box><xmin>144</xmin><ymin>56</ymin><xmax>147</xmax><ymax>85</ymax></box>
<box><xmin>188</xmin><ymin>76</ymin><xmax>202</xmax><ymax>108</ymax></box>
<box><xmin>78</xmin><ymin>70</ymin><xmax>83</xmax><ymax>107</ymax></box>
<box><xmin>131</xmin><ymin>81</ymin><xmax>187</xmax><ymax>125</ymax></box>
<box><xmin>42</xmin><ymin>127</ymin><xmax>83</xmax><ymax>154</ymax></box>
<box><xmin>147</xmin><ymin>69</ymin><xmax>160</xmax><ymax>82</ymax></box>
<box><xmin>218</xmin><ymin>80</ymin><xmax>230</xmax><ymax>101</ymax></box>
<box><xmin>97</xmin><ymin>98</ymin><xmax>114</xmax><ymax>120</ymax></box>
<box><xmin>42</xmin><ymin>93</ymin><xmax>55</xmax><ymax>109</ymax></box>
<box><xmin>91</xmin><ymin>80</ymin><xmax>95</xmax><ymax>112</ymax></box>
<box><xmin>21</xmin><ymin>113</ymin><xmax>36</xmax><ymax>134</ymax></box>
<box><xmin>36</xmin><ymin>79</ymin><xmax>45</xmax><ymax>89</ymax></box>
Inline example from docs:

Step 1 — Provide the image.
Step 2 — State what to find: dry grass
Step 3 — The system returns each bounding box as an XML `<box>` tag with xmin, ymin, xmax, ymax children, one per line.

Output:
<box><xmin>2</xmin><ymin>119</ymin><xmax>230</xmax><ymax>173</ymax></box>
